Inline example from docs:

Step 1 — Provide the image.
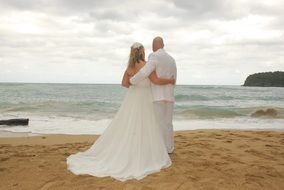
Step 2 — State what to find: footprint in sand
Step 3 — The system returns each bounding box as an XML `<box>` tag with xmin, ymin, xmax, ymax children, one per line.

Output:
<box><xmin>244</xmin><ymin>149</ymin><xmax>277</xmax><ymax>161</ymax></box>
<box><xmin>0</xmin><ymin>157</ymin><xmax>9</xmax><ymax>162</ymax></box>
<box><xmin>37</xmin><ymin>178</ymin><xmax>63</xmax><ymax>190</ymax></box>
<box><xmin>238</xmin><ymin>144</ymin><xmax>250</xmax><ymax>148</ymax></box>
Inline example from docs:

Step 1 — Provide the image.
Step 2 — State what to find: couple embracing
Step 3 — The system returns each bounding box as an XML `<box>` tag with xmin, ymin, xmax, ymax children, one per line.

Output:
<box><xmin>67</xmin><ymin>36</ymin><xmax>177</xmax><ymax>181</ymax></box>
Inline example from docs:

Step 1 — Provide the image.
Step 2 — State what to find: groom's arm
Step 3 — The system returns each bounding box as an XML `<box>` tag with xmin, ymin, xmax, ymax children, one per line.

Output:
<box><xmin>129</xmin><ymin>54</ymin><xmax>157</xmax><ymax>85</ymax></box>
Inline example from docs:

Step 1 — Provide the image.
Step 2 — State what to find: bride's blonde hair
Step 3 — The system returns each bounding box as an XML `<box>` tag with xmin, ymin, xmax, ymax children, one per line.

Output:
<box><xmin>128</xmin><ymin>42</ymin><xmax>145</xmax><ymax>68</ymax></box>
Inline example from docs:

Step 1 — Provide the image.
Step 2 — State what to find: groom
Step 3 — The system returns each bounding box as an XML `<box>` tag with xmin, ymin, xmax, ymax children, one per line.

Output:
<box><xmin>129</xmin><ymin>36</ymin><xmax>177</xmax><ymax>153</ymax></box>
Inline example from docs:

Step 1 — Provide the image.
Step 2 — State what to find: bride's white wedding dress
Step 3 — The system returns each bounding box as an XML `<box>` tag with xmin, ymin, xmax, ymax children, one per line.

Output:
<box><xmin>66</xmin><ymin>78</ymin><xmax>172</xmax><ymax>181</ymax></box>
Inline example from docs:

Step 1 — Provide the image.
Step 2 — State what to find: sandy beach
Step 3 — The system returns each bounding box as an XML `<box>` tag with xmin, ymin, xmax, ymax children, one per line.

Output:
<box><xmin>0</xmin><ymin>129</ymin><xmax>284</xmax><ymax>190</ymax></box>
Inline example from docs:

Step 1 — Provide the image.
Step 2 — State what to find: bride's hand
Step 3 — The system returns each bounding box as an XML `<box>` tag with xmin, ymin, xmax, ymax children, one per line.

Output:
<box><xmin>170</xmin><ymin>77</ymin><xmax>176</xmax><ymax>85</ymax></box>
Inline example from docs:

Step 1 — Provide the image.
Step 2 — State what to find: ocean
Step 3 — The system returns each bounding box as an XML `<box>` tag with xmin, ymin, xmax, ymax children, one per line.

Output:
<box><xmin>0</xmin><ymin>83</ymin><xmax>284</xmax><ymax>136</ymax></box>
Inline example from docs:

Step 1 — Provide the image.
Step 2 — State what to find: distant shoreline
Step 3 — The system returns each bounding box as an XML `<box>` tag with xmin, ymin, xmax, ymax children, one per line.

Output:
<box><xmin>243</xmin><ymin>71</ymin><xmax>284</xmax><ymax>87</ymax></box>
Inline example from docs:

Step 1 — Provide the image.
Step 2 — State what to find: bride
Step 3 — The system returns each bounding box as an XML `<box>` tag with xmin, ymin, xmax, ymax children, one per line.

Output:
<box><xmin>66</xmin><ymin>42</ymin><xmax>175</xmax><ymax>181</ymax></box>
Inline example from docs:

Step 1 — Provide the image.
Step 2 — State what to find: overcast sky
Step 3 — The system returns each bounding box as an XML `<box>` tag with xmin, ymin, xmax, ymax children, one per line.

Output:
<box><xmin>0</xmin><ymin>0</ymin><xmax>283</xmax><ymax>85</ymax></box>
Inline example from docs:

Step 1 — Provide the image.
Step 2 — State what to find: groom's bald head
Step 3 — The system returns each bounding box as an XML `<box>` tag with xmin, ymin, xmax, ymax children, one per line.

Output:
<box><xmin>152</xmin><ymin>36</ymin><xmax>164</xmax><ymax>52</ymax></box>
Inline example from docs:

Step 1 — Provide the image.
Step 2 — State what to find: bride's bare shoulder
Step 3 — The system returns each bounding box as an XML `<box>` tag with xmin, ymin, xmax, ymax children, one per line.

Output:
<box><xmin>135</xmin><ymin>60</ymin><xmax>146</xmax><ymax>70</ymax></box>
<box><xmin>126</xmin><ymin>61</ymin><xmax>146</xmax><ymax>76</ymax></box>
<box><xmin>139</xmin><ymin>60</ymin><xmax>146</xmax><ymax>66</ymax></box>
<box><xmin>126</xmin><ymin>67</ymin><xmax>135</xmax><ymax>77</ymax></box>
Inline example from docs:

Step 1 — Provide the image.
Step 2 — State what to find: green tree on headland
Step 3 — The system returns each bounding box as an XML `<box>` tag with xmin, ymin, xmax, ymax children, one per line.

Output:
<box><xmin>243</xmin><ymin>71</ymin><xmax>284</xmax><ymax>87</ymax></box>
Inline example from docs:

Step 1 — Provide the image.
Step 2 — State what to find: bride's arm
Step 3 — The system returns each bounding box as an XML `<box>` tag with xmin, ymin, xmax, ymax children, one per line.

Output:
<box><xmin>121</xmin><ymin>70</ymin><xmax>131</xmax><ymax>88</ymax></box>
<box><xmin>148</xmin><ymin>71</ymin><xmax>175</xmax><ymax>85</ymax></box>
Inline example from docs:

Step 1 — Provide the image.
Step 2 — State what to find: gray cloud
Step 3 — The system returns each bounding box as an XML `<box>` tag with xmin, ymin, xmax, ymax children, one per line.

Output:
<box><xmin>173</xmin><ymin>0</ymin><xmax>245</xmax><ymax>20</ymax></box>
<box><xmin>0</xmin><ymin>0</ymin><xmax>283</xmax><ymax>84</ymax></box>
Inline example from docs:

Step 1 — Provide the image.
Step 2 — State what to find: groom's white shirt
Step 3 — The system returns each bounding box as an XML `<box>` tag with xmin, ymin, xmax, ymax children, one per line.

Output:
<box><xmin>129</xmin><ymin>48</ymin><xmax>177</xmax><ymax>102</ymax></box>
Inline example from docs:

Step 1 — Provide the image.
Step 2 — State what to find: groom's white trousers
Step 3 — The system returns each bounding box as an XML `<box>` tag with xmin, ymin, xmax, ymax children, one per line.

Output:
<box><xmin>153</xmin><ymin>101</ymin><xmax>174</xmax><ymax>153</ymax></box>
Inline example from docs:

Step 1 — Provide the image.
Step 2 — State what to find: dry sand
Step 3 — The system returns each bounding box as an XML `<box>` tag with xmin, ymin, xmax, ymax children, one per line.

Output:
<box><xmin>0</xmin><ymin>129</ymin><xmax>284</xmax><ymax>190</ymax></box>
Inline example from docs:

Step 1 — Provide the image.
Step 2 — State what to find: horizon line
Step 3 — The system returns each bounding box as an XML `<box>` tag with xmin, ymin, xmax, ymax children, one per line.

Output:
<box><xmin>0</xmin><ymin>81</ymin><xmax>242</xmax><ymax>86</ymax></box>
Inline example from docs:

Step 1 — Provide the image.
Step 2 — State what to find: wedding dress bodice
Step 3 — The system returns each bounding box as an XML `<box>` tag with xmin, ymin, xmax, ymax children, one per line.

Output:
<box><xmin>130</xmin><ymin>77</ymin><xmax>150</xmax><ymax>88</ymax></box>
